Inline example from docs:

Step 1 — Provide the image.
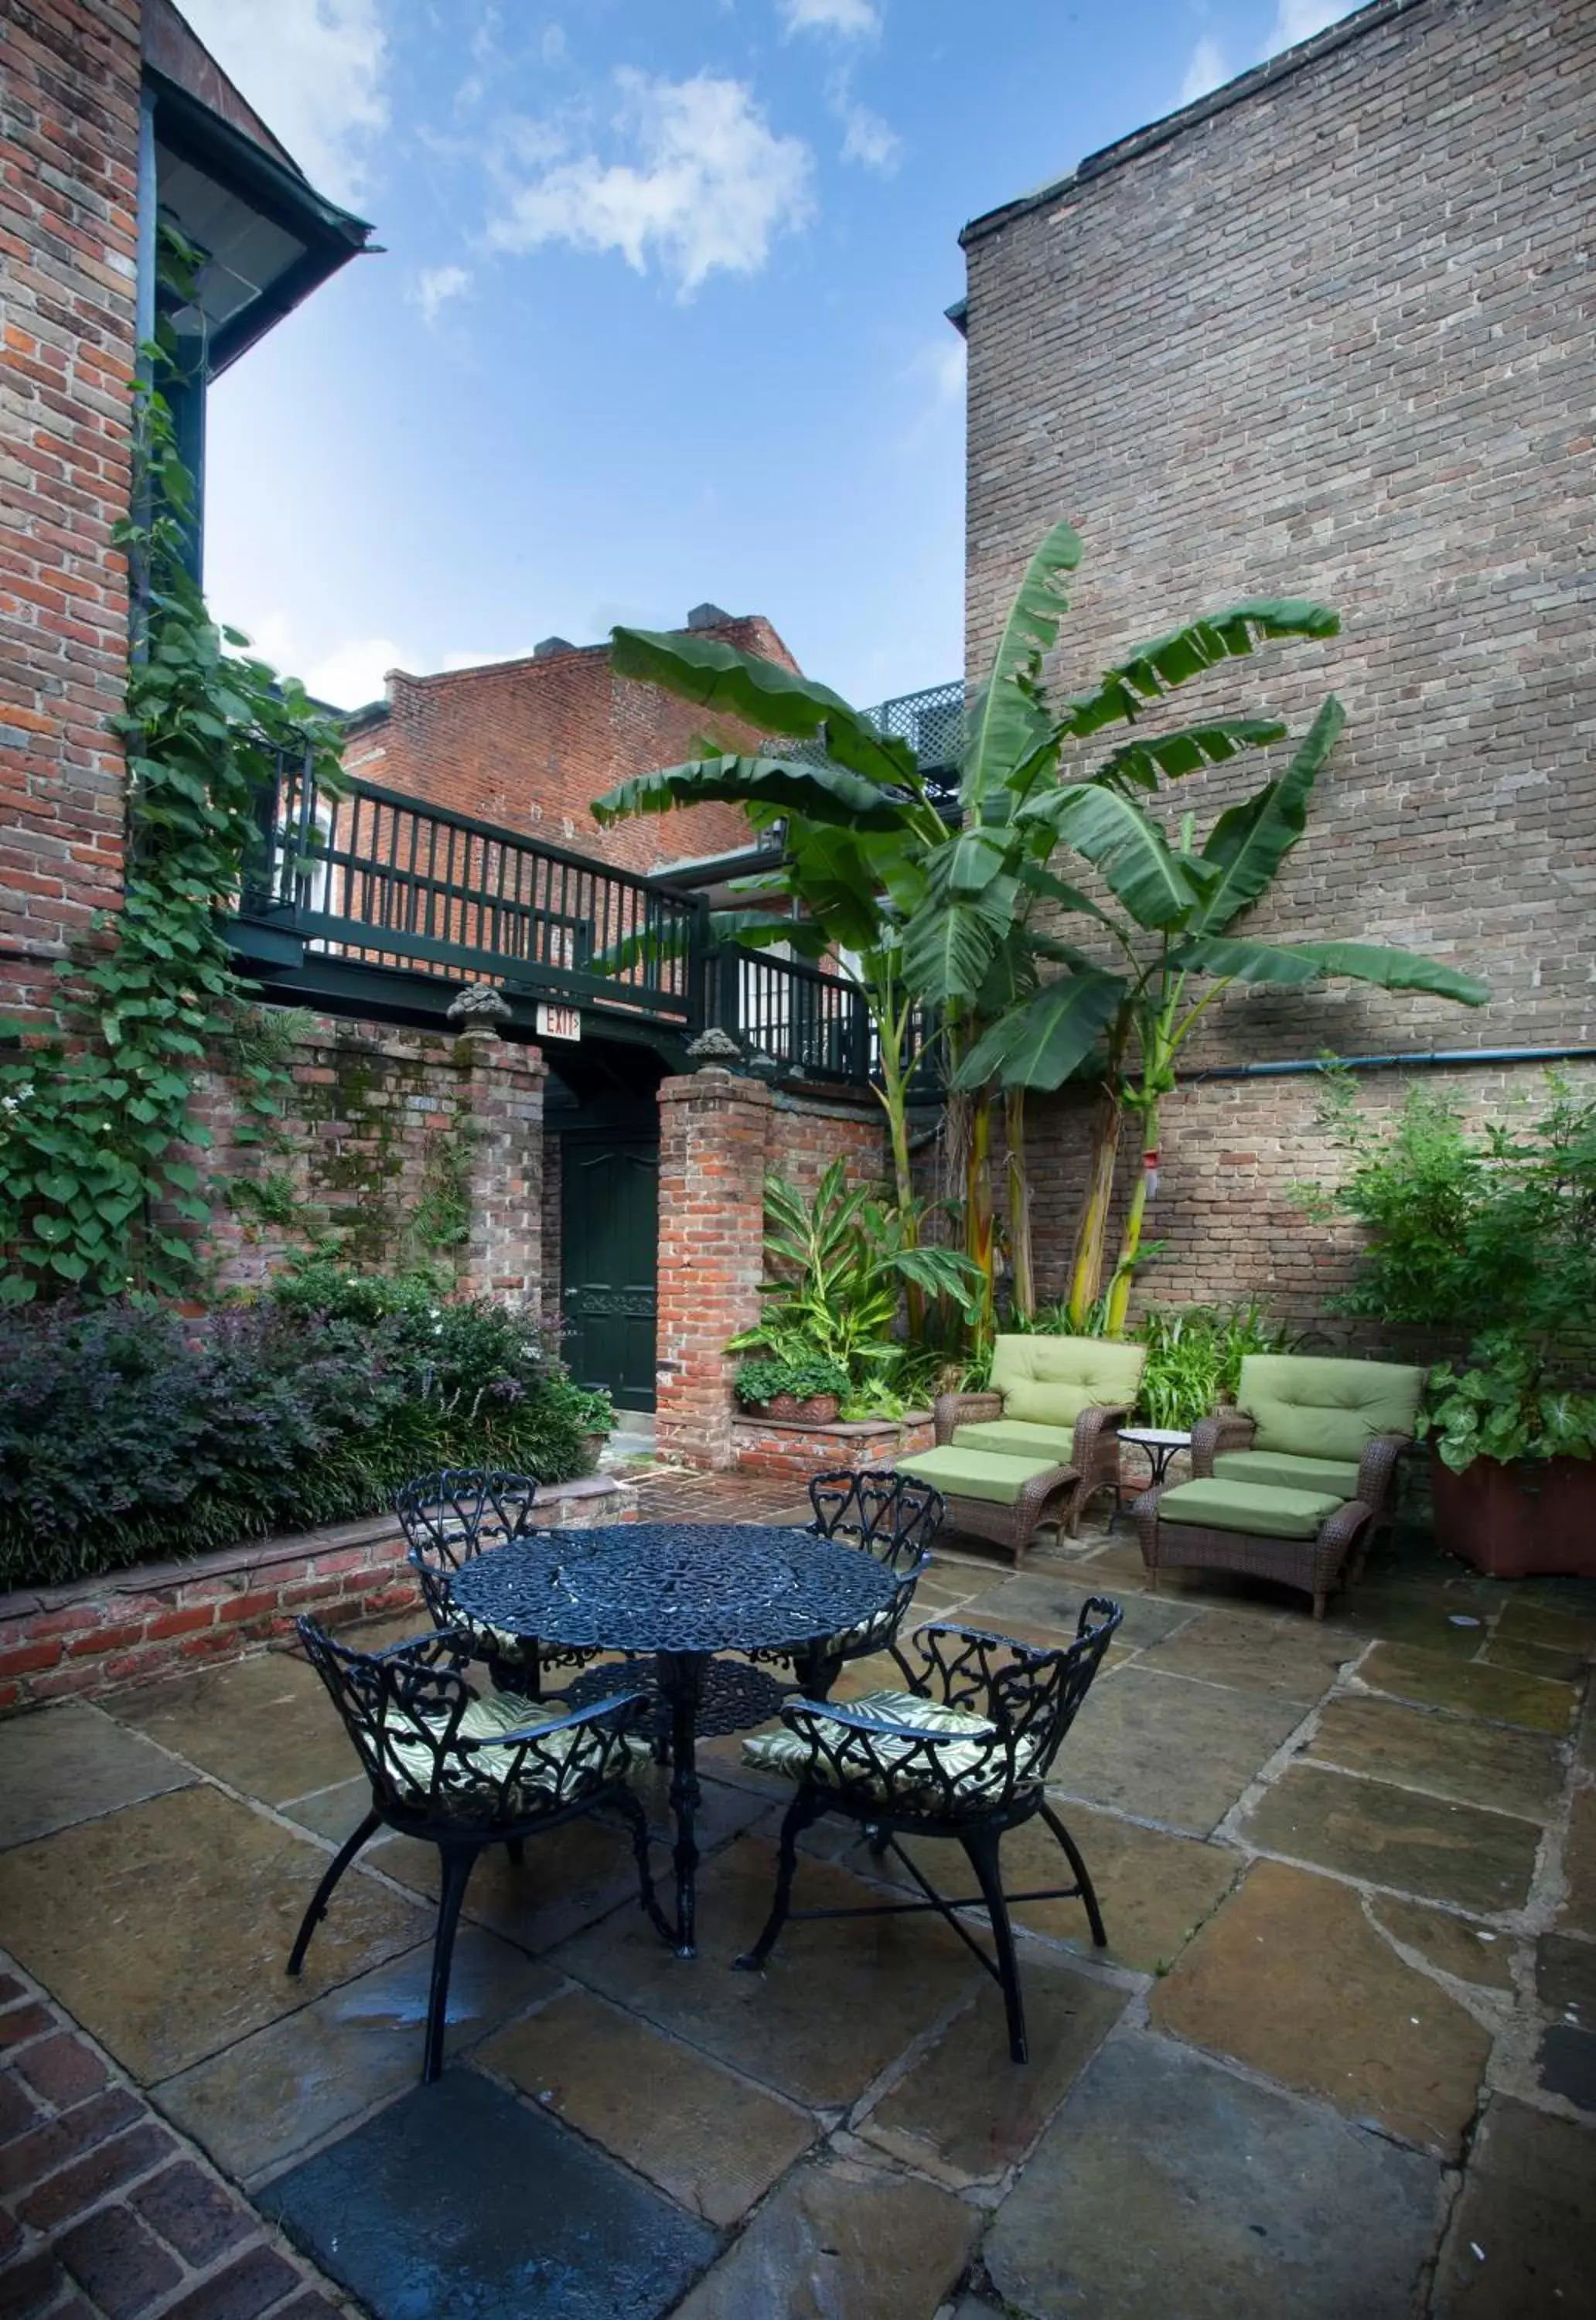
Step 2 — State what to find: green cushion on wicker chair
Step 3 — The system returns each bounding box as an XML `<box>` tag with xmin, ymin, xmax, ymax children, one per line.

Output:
<box><xmin>1156</xmin><ymin>1478</ymin><xmax>1345</xmax><ymax>1539</ymax></box>
<box><xmin>1213</xmin><ymin>1448</ymin><xmax>1362</xmax><ymax>1499</ymax></box>
<box><xmin>952</xmin><ymin>1418</ymin><xmax>1079</xmax><ymax>1462</ymax></box>
<box><xmin>989</xmin><ymin>1334</ymin><xmax>1146</xmax><ymax>1429</ymax></box>
<box><xmin>1236</xmin><ymin>1356</ymin><xmax>1425</xmax><ymax>1463</ymax></box>
<box><xmin>898</xmin><ymin>1446</ymin><xmax>1066</xmax><ymax>1506</ymax></box>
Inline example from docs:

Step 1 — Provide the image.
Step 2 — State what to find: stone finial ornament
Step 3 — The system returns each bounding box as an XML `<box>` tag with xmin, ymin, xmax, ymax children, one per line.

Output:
<box><xmin>446</xmin><ymin>983</ymin><xmax>513</xmax><ymax>1037</ymax></box>
<box><xmin>685</xmin><ymin>1028</ymin><xmax>745</xmax><ymax>1068</ymax></box>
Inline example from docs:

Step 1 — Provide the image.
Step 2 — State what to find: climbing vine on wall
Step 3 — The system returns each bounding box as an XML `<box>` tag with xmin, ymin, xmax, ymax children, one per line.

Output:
<box><xmin>0</xmin><ymin>232</ymin><xmax>345</xmax><ymax>1305</ymax></box>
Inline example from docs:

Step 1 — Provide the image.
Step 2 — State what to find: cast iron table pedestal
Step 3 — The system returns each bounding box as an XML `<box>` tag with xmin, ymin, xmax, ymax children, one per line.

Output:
<box><xmin>447</xmin><ymin>1522</ymin><xmax>897</xmax><ymax>1959</ymax></box>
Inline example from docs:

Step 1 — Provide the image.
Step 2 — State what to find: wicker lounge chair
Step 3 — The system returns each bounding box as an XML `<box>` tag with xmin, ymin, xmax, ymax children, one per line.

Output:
<box><xmin>900</xmin><ymin>1334</ymin><xmax>1146</xmax><ymax>1564</ymax></box>
<box><xmin>1189</xmin><ymin>1355</ymin><xmax>1425</xmax><ymax>1546</ymax></box>
<box><xmin>1133</xmin><ymin>1478</ymin><xmax>1377</xmax><ymax>1619</ymax></box>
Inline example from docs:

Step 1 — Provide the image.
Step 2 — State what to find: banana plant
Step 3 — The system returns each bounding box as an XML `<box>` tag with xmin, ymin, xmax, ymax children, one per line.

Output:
<box><xmin>960</xmin><ymin>693</ymin><xmax>1491</xmax><ymax>1332</ymax></box>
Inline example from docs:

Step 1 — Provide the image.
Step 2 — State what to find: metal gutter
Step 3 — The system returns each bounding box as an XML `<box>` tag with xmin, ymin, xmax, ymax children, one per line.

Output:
<box><xmin>1182</xmin><ymin>1045</ymin><xmax>1596</xmax><ymax>1085</ymax></box>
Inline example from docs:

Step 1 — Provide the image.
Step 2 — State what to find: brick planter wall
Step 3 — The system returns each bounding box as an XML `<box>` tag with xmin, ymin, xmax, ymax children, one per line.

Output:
<box><xmin>0</xmin><ymin>1475</ymin><xmax>634</xmax><ymax>1716</ymax></box>
<box><xmin>732</xmin><ymin>1412</ymin><xmax>935</xmax><ymax>1483</ymax></box>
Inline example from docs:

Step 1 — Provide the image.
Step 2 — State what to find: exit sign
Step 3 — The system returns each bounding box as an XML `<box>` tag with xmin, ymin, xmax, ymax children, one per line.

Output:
<box><xmin>536</xmin><ymin>1004</ymin><xmax>581</xmax><ymax>1042</ymax></box>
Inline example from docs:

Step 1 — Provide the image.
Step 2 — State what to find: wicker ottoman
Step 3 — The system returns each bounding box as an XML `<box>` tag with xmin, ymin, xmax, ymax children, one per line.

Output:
<box><xmin>1132</xmin><ymin>1477</ymin><xmax>1376</xmax><ymax>1619</ymax></box>
<box><xmin>895</xmin><ymin>1445</ymin><xmax>1078</xmax><ymax>1569</ymax></box>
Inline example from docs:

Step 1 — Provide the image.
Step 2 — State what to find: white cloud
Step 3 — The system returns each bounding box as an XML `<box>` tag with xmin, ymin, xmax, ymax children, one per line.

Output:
<box><xmin>929</xmin><ymin>334</ymin><xmax>966</xmax><ymax>405</ymax></box>
<box><xmin>486</xmin><ymin>72</ymin><xmax>813</xmax><ymax>295</ymax></box>
<box><xmin>408</xmin><ymin>264</ymin><xmax>472</xmax><ymax>324</ymax></box>
<box><xmin>778</xmin><ymin>0</ymin><xmax>880</xmax><ymax>34</ymax></box>
<box><xmin>1178</xmin><ymin>35</ymin><xmax>1230</xmax><ymax>104</ymax></box>
<box><xmin>836</xmin><ymin>93</ymin><xmax>902</xmax><ymax>173</ymax></box>
<box><xmin>305</xmin><ymin>636</ymin><xmax>407</xmax><ymax>708</ymax></box>
<box><xmin>172</xmin><ymin>0</ymin><xmax>387</xmax><ymax>206</ymax></box>
<box><xmin>541</xmin><ymin>23</ymin><xmax>568</xmax><ymax>66</ymax></box>
<box><xmin>1264</xmin><ymin>0</ymin><xmax>1352</xmax><ymax>52</ymax></box>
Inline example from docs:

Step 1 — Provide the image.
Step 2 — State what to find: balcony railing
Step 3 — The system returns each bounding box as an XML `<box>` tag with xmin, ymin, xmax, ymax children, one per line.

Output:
<box><xmin>233</xmin><ymin>755</ymin><xmax>909</xmax><ymax>1089</ymax></box>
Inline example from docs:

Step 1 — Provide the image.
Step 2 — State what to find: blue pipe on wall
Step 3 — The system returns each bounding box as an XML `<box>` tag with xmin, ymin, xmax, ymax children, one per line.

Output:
<box><xmin>1183</xmin><ymin>1045</ymin><xmax>1596</xmax><ymax>1083</ymax></box>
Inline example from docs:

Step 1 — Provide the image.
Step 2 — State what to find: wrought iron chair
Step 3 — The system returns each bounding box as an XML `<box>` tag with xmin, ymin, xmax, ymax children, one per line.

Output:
<box><xmin>738</xmin><ymin>1599</ymin><xmax>1123</xmax><ymax>2063</ymax></box>
<box><xmin>289</xmin><ymin>1619</ymin><xmax>667</xmax><ymax>2083</ymax></box>
<box><xmin>789</xmin><ymin>1469</ymin><xmax>943</xmax><ymax>1699</ymax></box>
<box><xmin>397</xmin><ymin>1467</ymin><xmax>593</xmax><ymax>1697</ymax></box>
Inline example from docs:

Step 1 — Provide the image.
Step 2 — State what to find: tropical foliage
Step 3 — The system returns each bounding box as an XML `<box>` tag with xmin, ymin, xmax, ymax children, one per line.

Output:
<box><xmin>1301</xmin><ymin>1073</ymin><xmax>1596</xmax><ymax>1469</ymax></box>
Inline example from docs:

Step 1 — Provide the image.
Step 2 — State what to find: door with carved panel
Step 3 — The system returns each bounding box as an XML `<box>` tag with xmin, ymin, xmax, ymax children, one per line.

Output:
<box><xmin>560</xmin><ymin>1134</ymin><xmax>659</xmax><ymax>1412</ymax></box>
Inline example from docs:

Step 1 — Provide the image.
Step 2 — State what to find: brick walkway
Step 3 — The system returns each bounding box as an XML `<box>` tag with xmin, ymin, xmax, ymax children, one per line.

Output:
<box><xmin>0</xmin><ymin>1968</ymin><xmax>343</xmax><ymax>2320</ymax></box>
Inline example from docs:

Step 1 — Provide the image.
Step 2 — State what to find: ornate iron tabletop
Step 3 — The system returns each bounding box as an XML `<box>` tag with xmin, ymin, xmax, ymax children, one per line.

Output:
<box><xmin>448</xmin><ymin>1521</ymin><xmax>897</xmax><ymax>1658</ymax></box>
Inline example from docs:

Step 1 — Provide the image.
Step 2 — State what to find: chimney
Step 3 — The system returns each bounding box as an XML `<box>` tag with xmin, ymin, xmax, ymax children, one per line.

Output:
<box><xmin>534</xmin><ymin>636</ymin><xmax>575</xmax><ymax>659</ymax></box>
<box><xmin>686</xmin><ymin>602</ymin><xmax>733</xmax><ymax>630</ymax></box>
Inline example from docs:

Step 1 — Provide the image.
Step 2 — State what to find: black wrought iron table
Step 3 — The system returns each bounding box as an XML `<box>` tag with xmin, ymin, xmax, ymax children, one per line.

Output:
<box><xmin>446</xmin><ymin>1522</ymin><xmax>898</xmax><ymax>1959</ymax></box>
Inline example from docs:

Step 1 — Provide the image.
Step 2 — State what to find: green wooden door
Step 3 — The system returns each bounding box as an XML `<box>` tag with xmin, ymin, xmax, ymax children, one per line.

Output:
<box><xmin>560</xmin><ymin>1134</ymin><xmax>659</xmax><ymax>1412</ymax></box>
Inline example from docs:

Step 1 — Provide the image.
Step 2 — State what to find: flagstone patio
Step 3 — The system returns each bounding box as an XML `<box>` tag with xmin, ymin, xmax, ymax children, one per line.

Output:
<box><xmin>1</xmin><ymin>1471</ymin><xmax>1592</xmax><ymax>2319</ymax></box>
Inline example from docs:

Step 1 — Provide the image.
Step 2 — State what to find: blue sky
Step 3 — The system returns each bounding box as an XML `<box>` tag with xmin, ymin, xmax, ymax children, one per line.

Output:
<box><xmin>182</xmin><ymin>0</ymin><xmax>1358</xmax><ymax>713</ymax></box>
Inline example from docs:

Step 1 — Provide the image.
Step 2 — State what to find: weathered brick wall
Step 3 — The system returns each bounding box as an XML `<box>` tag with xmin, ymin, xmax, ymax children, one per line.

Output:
<box><xmin>189</xmin><ymin>1016</ymin><xmax>546</xmax><ymax>1299</ymax></box>
<box><xmin>0</xmin><ymin>0</ymin><xmax>141</xmax><ymax>1023</ymax></box>
<box><xmin>653</xmin><ymin>1073</ymin><xmax>888</xmax><ymax>1467</ymax></box>
<box><xmin>340</xmin><ymin>615</ymin><xmax>800</xmax><ymax>879</ymax></box>
<box><xmin>962</xmin><ymin>0</ymin><xmax>1596</xmax><ymax>1315</ymax></box>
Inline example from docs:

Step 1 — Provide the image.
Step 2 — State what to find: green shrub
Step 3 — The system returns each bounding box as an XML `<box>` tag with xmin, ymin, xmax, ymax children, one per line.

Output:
<box><xmin>734</xmin><ymin>1349</ymin><xmax>850</xmax><ymax>1409</ymax></box>
<box><xmin>0</xmin><ymin>1285</ymin><xmax>609</xmax><ymax>1591</ymax></box>
<box><xmin>1015</xmin><ymin>1295</ymin><xmax>1297</xmax><ymax>1428</ymax></box>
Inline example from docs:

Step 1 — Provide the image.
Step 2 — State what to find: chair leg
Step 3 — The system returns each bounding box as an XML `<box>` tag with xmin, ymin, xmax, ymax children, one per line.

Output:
<box><xmin>963</xmin><ymin>1827</ymin><xmax>1028</xmax><ymax>2066</ymax></box>
<box><xmin>1039</xmin><ymin>1800</ymin><xmax>1107</xmax><ymax>1949</ymax></box>
<box><xmin>735</xmin><ymin>1789</ymin><xmax>820</xmax><ymax>1972</ymax></box>
<box><xmin>422</xmin><ymin>1848</ymin><xmax>474</xmax><ymax>2086</ymax></box>
<box><xmin>504</xmin><ymin>1837</ymin><xmax>525</xmax><ymax>1866</ymax></box>
<box><xmin>287</xmin><ymin>1810</ymin><xmax>381</xmax><ymax>1977</ymax></box>
<box><xmin>613</xmin><ymin>1785</ymin><xmax>674</xmax><ymax>1946</ymax></box>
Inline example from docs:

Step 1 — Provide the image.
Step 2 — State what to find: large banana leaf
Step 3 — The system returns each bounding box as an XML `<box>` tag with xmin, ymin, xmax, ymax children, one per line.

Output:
<box><xmin>1192</xmin><ymin>696</ymin><xmax>1344</xmax><ymax>933</ymax></box>
<box><xmin>1092</xmin><ymin>716</ymin><xmax>1287</xmax><ymax>793</ymax></box>
<box><xmin>1027</xmin><ymin>783</ymin><xmax>1211</xmax><ymax>930</ymax></box>
<box><xmin>780</xmin><ymin>826</ymin><xmax>895</xmax><ymax>953</ymax></box>
<box><xmin>900</xmin><ymin>879</ymin><xmax>1016</xmax><ymax>1005</ymax></box>
<box><xmin>932</xmin><ymin>828</ymin><xmax>1014</xmax><ymax>899</ymax></box>
<box><xmin>611</xmin><ymin>626</ymin><xmax>915</xmax><ymax>791</ymax></box>
<box><xmin>1016</xmin><ymin>858</ymin><xmax>1115</xmax><ymax>926</ymax></box>
<box><xmin>1061</xmin><ymin>601</ymin><xmax>1340</xmax><ymax>739</ymax></box>
<box><xmin>960</xmin><ymin>520</ymin><xmax>1083</xmax><ymax>814</ymax></box>
<box><xmin>592</xmin><ymin>753</ymin><xmax>909</xmax><ymax>833</ymax></box>
<box><xmin>1171</xmin><ymin>934</ymin><xmax>1489</xmax><ymax>1005</ymax></box>
<box><xmin>951</xmin><ymin>967</ymin><xmax>1127</xmax><ymax>1092</ymax></box>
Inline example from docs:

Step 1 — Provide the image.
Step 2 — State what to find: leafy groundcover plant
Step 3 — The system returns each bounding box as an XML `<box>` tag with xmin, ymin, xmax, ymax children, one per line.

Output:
<box><xmin>0</xmin><ymin>1267</ymin><xmax>610</xmax><ymax>1591</ymax></box>
<box><xmin>1015</xmin><ymin>1296</ymin><xmax>1297</xmax><ymax>1428</ymax></box>
<box><xmin>733</xmin><ymin>1351</ymin><xmax>851</xmax><ymax>1412</ymax></box>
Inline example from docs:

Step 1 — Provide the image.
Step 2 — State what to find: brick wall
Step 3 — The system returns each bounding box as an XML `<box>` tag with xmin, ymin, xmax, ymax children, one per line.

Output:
<box><xmin>190</xmin><ymin>1015</ymin><xmax>546</xmax><ymax>1298</ymax></box>
<box><xmin>339</xmin><ymin>616</ymin><xmax>801</xmax><ymax>879</ymax></box>
<box><xmin>0</xmin><ymin>0</ymin><xmax>141</xmax><ymax>1023</ymax></box>
<box><xmin>962</xmin><ymin>0</ymin><xmax>1596</xmax><ymax>1314</ymax></box>
<box><xmin>653</xmin><ymin>1073</ymin><xmax>888</xmax><ymax>1467</ymax></box>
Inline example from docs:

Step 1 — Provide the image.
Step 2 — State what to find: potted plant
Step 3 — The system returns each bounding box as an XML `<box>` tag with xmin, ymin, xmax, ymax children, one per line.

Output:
<box><xmin>1301</xmin><ymin>1072</ymin><xmax>1596</xmax><ymax>1577</ymax></box>
<box><xmin>734</xmin><ymin>1348</ymin><xmax>851</xmax><ymax>1426</ymax></box>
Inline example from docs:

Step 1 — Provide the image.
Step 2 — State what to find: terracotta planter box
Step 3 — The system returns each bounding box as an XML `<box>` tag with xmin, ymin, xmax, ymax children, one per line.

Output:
<box><xmin>745</xmin><ymin>1394</ymin><xmax>841</xmax><ymax>1425</ymax></box>
<box><xmin>1429</xmin><ymin>1448</ymin><xmax>1596</xmax><ymax>1578</ymax></box>
<box><xmin>733</xmin><ymin>1411</ymin><xmax>934</xmax><ymax>1482</ymax></box>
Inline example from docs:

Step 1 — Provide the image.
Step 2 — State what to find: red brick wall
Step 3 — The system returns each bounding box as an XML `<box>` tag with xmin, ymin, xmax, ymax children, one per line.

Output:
<box><xmin>341</xmin><ymin>616</ymin><xmax>800</xmax><ymax>878</ymax></box>
<box><xmin>0</xmin><ymin>0</ymin><xmax>141</xmax><ymax>1022</ymax></box>
<box><xmin>963</xmin><ymin>0</ymin><xmax>1596</xmax><ymax>1322</ymax></box>
<box><xmin>653</xmin><ymin>1073</ymin><xmax>888</xmax><ymax>1467</ymax></box>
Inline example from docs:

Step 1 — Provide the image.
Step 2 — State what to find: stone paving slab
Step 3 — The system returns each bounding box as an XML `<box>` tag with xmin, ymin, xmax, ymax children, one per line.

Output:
<box><xmin>155</xmin><ymin>1926</ymin><xmax>558</xmax><ymax>2185</ymax></box>
<box><xmin>107</xmin><ymin>1652</ymin><xmax>358</xmax><ymax>1807</ymax></box>
<box><xmin>1304</xmin><ymin>1693</ymin><xmax>1565</xmax><ymax>1821</ymax></box>
<box><xmin>478</xmin><ymin>1987</ymin><xmax>817</xmax><ymax>2228</ymax></box>
<box><xmin>960</xmin><ymin>1574</ymin><xmax>1200</xmax><ymax>1647</ymax></box>
<box><xmin>1358</xmin><ymin>1644</ymin><xmax>1581</xmax><ymax>1734</ymax></box>
<box><xmin>0</xmin><ymin>1703</ymin><xmax>193</xmax><ymax>1851</ymax></box>
<box><xmin>258</xmin><ymin>2066</ymin><xmax>719</xmax><ymax>2319</ymax></box>
<box><xmin>1371</xmin><ymin>1895</ymin><xmax>1516</xmax><ymax>1990</ymax></box>
<box><xmin>1134</xmin><ymin>1610</ymin><xmax>1356</xmax><ymax>1704</ymax></box>
<box><xmin>1148</xmin><ymin>1860</ymin><xmax>1493</xmax><ymax>2155</ymax></box>
<box><xmin>1559</xmin><ymin>1789</ymin><xmax>1596</xmax><ymax>1937</ymax></box>
<box><xmin>1240</xmin><ymin>1763</ymin><xmax>1543</xmax><ymax>1914</ymax></box>
<box><xmin>0</xmin><ymin>1784</ymin><xmax>428</xmax><ymax>2083</ymax></box>
<box><xmin>553</xmin><ymin>1835</ymin><xmax>982</xmax><ymax>2110</ymax></box>
<box><xmin>665</xmin><ymin>2150</ymin><xmax>978</xmax><ymax>2320</ymax></box>
<box><xmin>860</xmin><ymin>1950</ymin><xmax>1128</xmax><ymax>2187</ymax></box>
<box><xmin>1536</xmin><ymin>1932</ymin><xmax>1596</xmax><ymax>2022</ymax></box>
<box><xmin>982</xmin><ymin>2031</ymin><xmax>1442</xmax><ymax>2320</ymax></box>
<box><xmin>1431</xmin><ymin>2095</ymin><xmax>1596</xmax><ymax>2317</ymax></box>
<box><xmin>1048</xmin><ymin>1666</ymin><xmax>1306</xmax><ymax>1837</ymax></box>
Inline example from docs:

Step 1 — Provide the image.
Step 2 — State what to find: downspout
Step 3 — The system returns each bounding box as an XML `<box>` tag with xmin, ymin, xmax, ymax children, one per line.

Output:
<box><xmin>1181</xmin><ymin>1044</ymin><xmax>1596</xmax><ymax>1083</ymax></box>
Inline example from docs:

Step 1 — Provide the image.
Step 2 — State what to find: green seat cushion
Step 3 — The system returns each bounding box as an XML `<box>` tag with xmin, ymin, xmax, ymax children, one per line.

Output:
<box><xmin>1214</xmin><ymin>1448</ymin><xmax>1362</xmax><ymax>1499</ymax></box>
<box><xmin>989</xmin><ymin>1334</ymin><xmax>1146</xmax><ymax>1431</ymax></box>
<box><xmin>899</xmin><ymin>1446</ymin><xmax>1066</xmax><ymax>1507</ymax></box>
<box><xmin>953</xmin><ymin>1418</ymin><xmax>1079</xmax><ymax>1462</ymax></box>
<box><xmin>1158</xmin><ymin>1479</ymin><xmax>1345</xmax><ymax>1539</ymax></box>
<box><xmin>745</xmin><ymin>1688</ymin><xmax>1034</xmax><ymax>1804</ymax></box>
<box><xmin>388</xmin><ymin>1687</ymin><xmax>639</xmax><ymax>1816</ymax></box>
<box><xmin>1236</xmin><ymin>1355</ymin><xmax>1424</xmax><ymax>1462</ymax></box>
